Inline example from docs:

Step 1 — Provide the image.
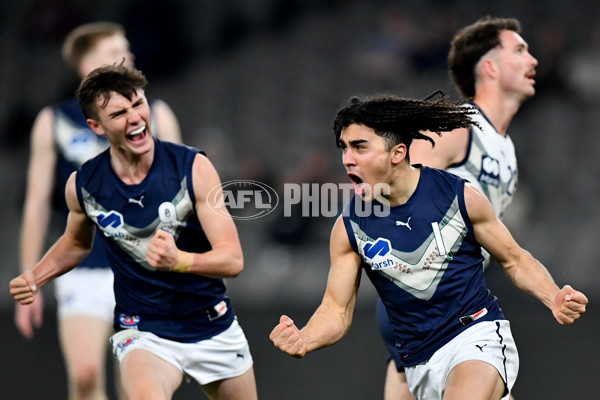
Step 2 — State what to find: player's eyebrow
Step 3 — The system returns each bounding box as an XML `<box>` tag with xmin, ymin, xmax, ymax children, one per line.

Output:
<box><xmin>107</xmin><ymin>98</ymin><xmax>144</xmax><ymax>119</ymax></box>
<box><xmin>349</xmin><ymin>139</ymin><xmax>368</xmax><ymax>147</ymax></box>
<box><xmin>338</xmin><ymin>138</ymin><xmax>368</xmax><ymax>148</ymax></box>
<box><xmin>108</xmin><ymin>108</ymin><xmax>125</xmax><ymax>118</ymax></box>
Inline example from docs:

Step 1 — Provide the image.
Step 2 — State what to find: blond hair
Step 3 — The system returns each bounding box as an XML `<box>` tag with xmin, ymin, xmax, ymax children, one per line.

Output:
<box><xmin>61</xmin><ymin>21</ymin><xmax>125</xmax><ymax>72</ymax></box>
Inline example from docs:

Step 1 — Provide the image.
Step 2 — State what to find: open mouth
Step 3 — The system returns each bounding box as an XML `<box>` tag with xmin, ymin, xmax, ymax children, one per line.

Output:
<box><xmin>348</xmin><ymin>173</ymin><xmax>365</xmax><ymax>195</ymax></box>
<box><xmin>525</xmin><ymin>71</ymin><xmax>536</xmax><ymax>82</ymax></box>
<box><xmin>127</xmin><ymin>125</ymin><xmax>147</xmax><ymax>142</ymax></box>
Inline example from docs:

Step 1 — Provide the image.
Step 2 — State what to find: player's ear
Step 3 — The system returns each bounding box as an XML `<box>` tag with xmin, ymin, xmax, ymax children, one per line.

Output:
<box><xmin>391</xmin><ymin>143</ymin><xmax>407</xmax><ymax>165</ymax></box>
<box><xmin>87</xmin><ymin>118</ymin><xmax>104</xmax><ymax>136</ymax></box>
<box><xmin>481</xmin><ymin>58</ymin><xmax>499</xmax><ymax>79</ymax></box>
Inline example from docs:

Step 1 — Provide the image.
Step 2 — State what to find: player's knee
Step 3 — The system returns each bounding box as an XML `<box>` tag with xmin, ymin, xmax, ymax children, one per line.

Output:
<box><xmin>125</xmin><ymin>389</ymin><xmax>170</xmax><ymax>400</ymax></box>
<box><xmin>72</xmin><ymin>364</ymin><xmax>101</xmax><ymax>396</ymax></box>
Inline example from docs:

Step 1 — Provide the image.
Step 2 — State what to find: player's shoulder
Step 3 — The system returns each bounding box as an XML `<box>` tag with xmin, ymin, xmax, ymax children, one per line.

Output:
<box><xmin>422</xmin><ymin>165</ymin><xmax>461</xmax><ymax>182</ymax></box>
<box><xmin>156</xmin><ymin>137</ymin><xmax>194</xmax><ymax>151</ymax></box>
<box><xmin>420</xmin><ymin>166</ymin><xmax>467</xmax><ymax>198</ymax></box>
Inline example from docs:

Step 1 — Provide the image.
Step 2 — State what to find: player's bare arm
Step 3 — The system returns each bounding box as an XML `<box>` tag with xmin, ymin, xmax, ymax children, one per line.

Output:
<box><xmin>21</xmin><ymin>107</ymin><xmax>58</xmax><ymax>273</ymax></box>
<box><xmin>11</xmin><ymin>172</ymin><xmax>95</xmax><ymax>303</ymax></box>
<box><xmin>409</xmin><ymin>127</ymin><xmax>469</xmax><ymax>169</ymax></box>
<box><xmin>15</xmin><ymin>107</ymin><xmax>57</xmax><ymax>338</ymax></box>
<box><xmin>146</xmin><ymin>153</ymin><xmax>243</xmax><ymax>277</ymax></box>
<box><xmin>464</xmin><ymin>182</ymin><xmax>587</xmax><ymax>324</ymax></box>
<box><xmin>270</xmin><ymin>216</ymin><xmax>363</xmax><ymax>357</ymax></box>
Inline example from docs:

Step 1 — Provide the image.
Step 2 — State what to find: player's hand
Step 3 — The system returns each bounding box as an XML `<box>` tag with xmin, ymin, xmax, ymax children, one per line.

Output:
<box><xmin>14</xmin><ymin>294</ymin><xmax>44</xmax><ymax>339</ymax></box>
<box><xmin>552</xmin><ymin>285</ymin><xmax>588</xmax><ymax>325</ymax></box>
<box><xmin>10</xmin><ymin>269</ymin><xmax>39</xmax><ymax>305</ymax></box>
<box><xmin>269</xmin><ymin>315</ymin><xmax>307</xmax><ymax>357</ymax></box>
<box><xmin>146</xmin><ymin>229</ymin><xmax>179</xmax><ymax>271</ymax></box>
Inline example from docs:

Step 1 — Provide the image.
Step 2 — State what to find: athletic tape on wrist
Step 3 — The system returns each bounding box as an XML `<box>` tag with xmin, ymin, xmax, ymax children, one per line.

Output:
<box><xmin>171</xmin><ymin>250</ymin><xmax>193</xmax><ymax>273</ymax></box>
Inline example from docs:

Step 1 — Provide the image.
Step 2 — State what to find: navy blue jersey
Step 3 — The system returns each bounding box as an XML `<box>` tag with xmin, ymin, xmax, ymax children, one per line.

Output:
<box><xmin>343</xmin><ymin>166</ymin><xmax>504</xmax><ymax>366</ymax></box>
<box><xmin>75</xmin><ymin>138</ymin><xmax>234</xmax><ymax>342</ymax></box>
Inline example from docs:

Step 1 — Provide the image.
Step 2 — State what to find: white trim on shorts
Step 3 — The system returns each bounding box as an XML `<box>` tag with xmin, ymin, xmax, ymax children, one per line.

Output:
<box><xmin>110</xmin><ymin>318</ymin><xmax>253</xmax><ymax>385</ymax></box>
<box><xmin>405</xmin><ymin>320</ymin><xmax>519</xmax><ymax>400</ymax></box>
<box><xmin>54</xmin><ymin>267</ymin><xmax>115</xmax><ymax>322</ymax></box>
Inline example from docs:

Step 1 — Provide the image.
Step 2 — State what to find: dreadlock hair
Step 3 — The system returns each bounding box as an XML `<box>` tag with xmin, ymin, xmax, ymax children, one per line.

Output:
<box><xmin>76</xmin><ymin>63</ymin><xmax>147</xmax><ymax>121</ymax></box>
<box><xmin>333</xmin><ymin>92</ymin><xmax>477</xmax><ymax>159</ymax></box>
<box><xmin>449</xmin><ymin>16</ymin><xmax>522</xmax><ymax>97</ymax></box>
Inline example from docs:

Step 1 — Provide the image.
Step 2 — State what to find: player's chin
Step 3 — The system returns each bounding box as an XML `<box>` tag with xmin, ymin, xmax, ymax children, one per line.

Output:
<box><xmin>524</xmin><ymin>84</ymin><xmax>536</xmax><ymax>97</ymax></box>
<box><xmin>358</xmin><ymin>192</ymin><xmax>377</xmax><ymax>202</ymax></box>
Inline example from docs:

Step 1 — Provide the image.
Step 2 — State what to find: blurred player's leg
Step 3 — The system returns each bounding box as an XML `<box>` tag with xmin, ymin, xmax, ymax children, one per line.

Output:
<box><xmin>59</xmin><ymin>315</ymin><xmax>113</xmax><ymax>400</ymax></box>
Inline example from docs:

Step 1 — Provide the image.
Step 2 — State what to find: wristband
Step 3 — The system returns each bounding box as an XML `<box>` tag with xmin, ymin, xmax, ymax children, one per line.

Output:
<box><xmin>171</xmin><ymin>250</ymin><xmax>193</xmax><ymax>273</ymax></box>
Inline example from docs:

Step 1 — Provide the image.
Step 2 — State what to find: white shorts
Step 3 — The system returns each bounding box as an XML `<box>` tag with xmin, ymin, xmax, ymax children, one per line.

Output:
<box><xmin>405</xmin><ymin>320</ymin><xmax>519</xmax><ymax>400</ymax></box>
<box><xmin>54</xmin><ymin>267</ymin><xmax>115</xmax><ymax>322</ymax></box>
<box><xmin>110</xmin><ymin>318</ymin><xmax>253</xmax><ymax>385</ymax></box>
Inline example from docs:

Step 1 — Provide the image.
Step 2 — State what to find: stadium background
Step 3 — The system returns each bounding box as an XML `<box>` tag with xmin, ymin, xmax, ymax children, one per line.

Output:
<box><xmin>0</xmin><ymin>0</ymin><xmax>598</xmax><ymax>398</ymax></box>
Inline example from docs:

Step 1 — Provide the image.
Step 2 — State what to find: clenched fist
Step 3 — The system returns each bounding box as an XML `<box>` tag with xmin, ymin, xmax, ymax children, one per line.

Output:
<box><xmin>553</xmin><ymin>284</ymin><xmax>588</xmax><ymax>325</ymax></box>
<box><xmin>10</xmin><ymin>269</ymin><xmax>39</xmax><ymax>305</ymax></box>
<box><xmin>269</xmin><ymin>315</ymin><xmax>308</xmax><ymax>358</ymax></box>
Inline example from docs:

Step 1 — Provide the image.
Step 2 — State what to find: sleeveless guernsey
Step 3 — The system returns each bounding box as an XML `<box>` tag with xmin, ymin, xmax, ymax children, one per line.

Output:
<box><xmin>75</xmin><ymin>139</ymin><xmax>234</xmax><ymax>342</ymax></box>
<box><xmin>343</xmin><ymin>167</ymin><xmax>504</xmax><ymax>366</ymax></box>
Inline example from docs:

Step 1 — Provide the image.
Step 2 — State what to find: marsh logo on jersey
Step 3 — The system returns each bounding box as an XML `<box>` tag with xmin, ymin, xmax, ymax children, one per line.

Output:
<box><xmin>119</xmin><ymin>314</ymin><xmax>140</xmax><ymax>329</ymax></box>
<box><xmin>479</xmin><ymin>155</ymin><xmax>500</xmax><ymax>187</ymax></box>
<box><xmin>97</xmin><ymin>210</ymin><xmax>125</xmax><ymax>237</ymax></box>
<box><xmin>362</xmin><ymin>238</ymin><xmax>395</xmax><ymax>270</ymax></box>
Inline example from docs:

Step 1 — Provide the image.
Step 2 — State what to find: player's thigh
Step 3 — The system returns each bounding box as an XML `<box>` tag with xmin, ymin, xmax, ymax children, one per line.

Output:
<box><xmin>201</xmin><ymin>366</ymin><xmax>257</xmax><ymax>400</ymax></box>
<box><xmin>59</xmin><ymin>314</ymin><xmax>113</xmax><ymax>372</ymax></box>
<box><xmin>384</xmin><ymin>361</ymin><xmax>415</xmax><ymax>400</ymax></box>
<box><xmin>444</xmin><ymin>360</ymin><xmax>504</xmax><ymax>400</ymax></box>
<box><xmin>119</xmin><ymin>348</ymin><xmax>183</xmax><ymax>400</ymax></box>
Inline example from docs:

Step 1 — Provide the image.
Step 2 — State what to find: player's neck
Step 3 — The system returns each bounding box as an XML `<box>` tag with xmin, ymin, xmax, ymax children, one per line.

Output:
<box><xmin>109</xmin><ymin>145</ymin><xmax>155</xmax><ymax>185</ymax></box>
<box><xmin>386</xmin><ymin>164</ymin><xmax>421</xmax><ymax>207</ymax></box>
<box><xmin>473</xmin><ymin>93</ymin><xmax>520</xmax><ymax>136</ymax></box>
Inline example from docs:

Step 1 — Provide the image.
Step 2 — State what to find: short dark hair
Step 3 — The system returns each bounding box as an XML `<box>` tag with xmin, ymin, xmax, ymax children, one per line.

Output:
<box><xmin>333</xmin><ymin>92</ymin><xmax>476</xmax><ymax>154</ymax></box>
<box><xmin>448</xmin><ymin>16</ymin><xmax>522</xmax><ymax>97</ymax></box>
<box><xmin>76</xmin><ymin>64</ymin><xmax>147</xmax><ymax>120</ymax></box>
<box><xmin>62</xmin><ymin>22</ymin><xmax>125</xmax><ymax>72</ymax></box>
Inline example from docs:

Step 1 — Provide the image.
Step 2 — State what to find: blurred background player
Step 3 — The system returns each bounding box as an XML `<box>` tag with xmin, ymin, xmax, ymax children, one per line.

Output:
<box><xmin>15</xmin><ymin>21</ymin><xmax>182</xmax><ymax>400</ymax></box>
<box><xmin>376</xmin><ymin>16</ymin><xmax>538</xmax><ymax>400</ymax></box>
